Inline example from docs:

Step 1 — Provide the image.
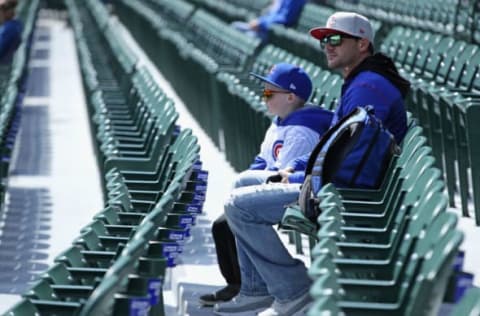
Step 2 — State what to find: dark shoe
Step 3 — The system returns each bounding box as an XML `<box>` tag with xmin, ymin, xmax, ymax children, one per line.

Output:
<box><xmin>199</xmin><ymin>284</ymin><xmax>240</xmax><ymax>306</ymax></box>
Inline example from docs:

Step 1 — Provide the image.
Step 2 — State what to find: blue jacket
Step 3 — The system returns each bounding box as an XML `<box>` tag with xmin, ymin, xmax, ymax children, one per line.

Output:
<box><xmin>288</xmin><ymin>53</ymin><xmax>410</xmax><ymax>183</ymax></box>
<box><xmin>249</xmin><ymin>105</ymin><xmax>333</xmax><ymax>170</ymax></box>
<box><xmin>0</xmin><ymin>19</ymin><xmax>22</xmax><ymax>64</ymax></box>
<box><xmin>332</xmin><ymin>73</ymin><xmax>407</xmax><ymax>144</ymax></box>
<box><xmin>256</xmin><ymin>0</ymin><xmax>306</xmax><ymax>39</ymax></box>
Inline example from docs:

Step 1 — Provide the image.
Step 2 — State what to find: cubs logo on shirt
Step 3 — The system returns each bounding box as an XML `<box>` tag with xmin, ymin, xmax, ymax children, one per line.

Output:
<box><xmin>272</xmin><ymin>140</ymin><xmax>283</xmax><ymax>160</ymax></box>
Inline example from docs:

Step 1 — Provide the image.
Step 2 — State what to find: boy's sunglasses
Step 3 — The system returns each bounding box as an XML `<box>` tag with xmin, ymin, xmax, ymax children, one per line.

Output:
<box><xmin>262</xmin><ymin>89</ymin><xmax>291</xmax><ymax>100</ymax></box>
<box><xmin>320</xmin><ymin>34</ymin><xmax>360</xmax><ymax>48</ymax></box>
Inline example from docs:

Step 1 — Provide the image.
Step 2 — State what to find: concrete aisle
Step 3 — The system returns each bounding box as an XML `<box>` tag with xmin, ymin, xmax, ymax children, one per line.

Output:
<box><xmin>0</xmin><ymin>15</ymin><xmax>103</xmax><ymax>313</ymax></box>
<box><xmin>115</xmin><ymin>17</ymin><xmax>239</xmax><ymax>316</ymax></box>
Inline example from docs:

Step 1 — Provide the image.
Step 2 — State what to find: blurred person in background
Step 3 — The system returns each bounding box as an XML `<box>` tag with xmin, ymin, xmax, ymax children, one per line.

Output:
<box><xmin>0</xmin><ymin>0</ymin><xmax>22</xmax><ymax>64</ymax></box>
<box><xmin>231</xmin><ymin>0</ymin><xmax>307</xmax><ymax>42</ymax></box>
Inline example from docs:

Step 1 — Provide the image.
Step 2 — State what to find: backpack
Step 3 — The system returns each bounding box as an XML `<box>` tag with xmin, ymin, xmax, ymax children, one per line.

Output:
<box><xmin>298</xmin><ymin>106</ymin><xmax>400</xmax><ymax>222</ymax></box>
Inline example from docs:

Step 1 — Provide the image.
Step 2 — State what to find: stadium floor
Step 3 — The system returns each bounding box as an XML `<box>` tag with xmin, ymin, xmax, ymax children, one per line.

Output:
<box><xmin>0</xmin><ymin>11</ymin><xmax>479</xmax><ymax>315</ymax></box>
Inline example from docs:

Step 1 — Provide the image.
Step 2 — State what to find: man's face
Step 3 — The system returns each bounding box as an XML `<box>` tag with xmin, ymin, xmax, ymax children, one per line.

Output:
<box><xmin>321</xmin><ymin>34</ymin><xmax>362</xmax><ymax>71</ymax></box>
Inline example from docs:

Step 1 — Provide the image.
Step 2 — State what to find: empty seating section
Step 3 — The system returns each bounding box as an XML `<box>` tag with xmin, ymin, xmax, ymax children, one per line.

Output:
<box><xmin>4</xmin><ymin>0</ymin><xmax>208</xmax><ymax>315</ymax></box>
<box><xmin>0</xmin><ymin>0</ymin><xmax>39</xmax><ymax>214</ymax></box>
<box><xmin>380</xmin><ymin>26</ymin><xmax>480</xmax><ymax>222</ymax></box>
<box><xmin>113</xmin><ymin>0</ymin><xmax>479</xmax><ymax>314</ymax></box>
<box><xmin>329</xmin><ymin>0</ymin><xmax>462</xmax><ymax>36</ymax></box>
<box><xmin>184</xmin><ymin>0</ymin><xmax>271</xmax><ymax>23</ymax></box>
<box><xmin>3</xmin><ymin>0</ymin><xmax>479</xmax><ymax>314</ymax></box>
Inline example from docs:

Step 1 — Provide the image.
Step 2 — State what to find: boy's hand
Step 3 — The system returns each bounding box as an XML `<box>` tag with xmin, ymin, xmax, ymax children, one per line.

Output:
<box><xmin>278</xmin><ymin>168</ymin><xmax>294</xmax><ymax>183</ymax></box>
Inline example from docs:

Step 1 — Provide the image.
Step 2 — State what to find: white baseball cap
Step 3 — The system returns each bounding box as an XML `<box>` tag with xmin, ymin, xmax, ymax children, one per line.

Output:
<box><xmin>310</xmin><ymin>12</ymin><xmax>374</xmax><ymax>44</ymax></box>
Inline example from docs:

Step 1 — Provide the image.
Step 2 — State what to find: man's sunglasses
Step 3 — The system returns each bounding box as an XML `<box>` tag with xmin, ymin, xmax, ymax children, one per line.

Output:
<box><xmin>262</xmin><ymin>89</ymin><xmax>291</xmax><ymax>100</ymax></box>
<box><xmin>320</xmin><ymin>34</ymin><xmax>360</xmax><ymax>48</ymax></box>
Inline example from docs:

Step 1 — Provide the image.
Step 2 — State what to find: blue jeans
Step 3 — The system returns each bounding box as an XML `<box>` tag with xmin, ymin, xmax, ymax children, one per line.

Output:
<box><xmin>224</xmin><ymin>182</ymin><xmax>311</xmax><ymax>302</ymax></box>
<box><xmin>212</xmin><ymin>170</ymin><xmax>278</xmax><ymax>285</ymax></box>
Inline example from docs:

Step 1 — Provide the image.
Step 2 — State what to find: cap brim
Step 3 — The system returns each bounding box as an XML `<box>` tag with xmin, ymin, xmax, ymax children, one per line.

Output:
<box><xmin>249</xmin><ymin>72</ymin><xmax>285</xmax><ymax>90</ymax></box>
<box><xmin>309</xmin><ymin>27</ymin><xmax>351</xmax><ymax>40</ymax></box>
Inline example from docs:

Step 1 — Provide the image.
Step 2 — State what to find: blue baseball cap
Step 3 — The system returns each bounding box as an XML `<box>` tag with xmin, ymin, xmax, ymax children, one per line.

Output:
<box><xmin>250</xmin><ymin>63</ymin><xmax>313</xmax><ymax>101</ymax></box>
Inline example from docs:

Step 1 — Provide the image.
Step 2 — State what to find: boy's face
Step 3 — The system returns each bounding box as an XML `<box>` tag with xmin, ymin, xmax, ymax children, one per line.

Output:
<box><xmin>263</xmin><ymin>83</ymin><xmax>294</xmax><ymax>119</ymax></box>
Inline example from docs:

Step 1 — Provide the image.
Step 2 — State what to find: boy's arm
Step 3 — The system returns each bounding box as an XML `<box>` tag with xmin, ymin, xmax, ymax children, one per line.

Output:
<box><xmin>249</xmin><ymin>156</ymin><xmax>267</xmax><ymax>170</ymax></box>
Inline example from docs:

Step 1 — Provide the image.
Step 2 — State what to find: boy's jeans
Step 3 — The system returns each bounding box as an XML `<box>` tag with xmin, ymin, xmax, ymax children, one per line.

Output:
<box><xmin>224</xmin><ymin>182</ymin><xmax>311</xmax><ymax>302</ymax></box>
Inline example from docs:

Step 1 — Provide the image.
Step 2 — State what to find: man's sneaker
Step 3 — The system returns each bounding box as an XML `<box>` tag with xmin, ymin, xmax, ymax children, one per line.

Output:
<box><xmin>257</xmin><ymin>291</ymin><xmax>312</xmax><ymax>316</ymax></box>
<box><xmin>199</xmin><ymin>284</ymin><xmax>240</xmax><ymax>306</ymax></box>
<box><xmin>214</xmin><ymin>294</ymin><xmax>274</xmax><ymax>315</ymax></box>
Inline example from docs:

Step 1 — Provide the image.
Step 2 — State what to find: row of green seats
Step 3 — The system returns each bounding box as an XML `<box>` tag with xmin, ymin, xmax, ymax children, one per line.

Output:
<box><xmin>66</xmin><ymin>0</ymin><xmax>205</xmax><ymax>228</ymax></box>
<box><xmin>280</xmin><ymin>124</ymin><xmax>464</xmax><ymax>315</ymax></box>
<box><xmin>380</xmin><ymin>26</ymin><xmax>480</xmax><ymax>224</ymax></box>
<box><xmin>2</xmin><ymin>0</ymin><xmax>208</xmax><ymax>315</ymax></box>
<box><xmin>5</xmin><ymin>165</ymin><xmax>207</xmax><ymax>315</ymax></box>
<box><xmin>184</xmin><ymin>0</ymin><xmax>270</xmax><ymax>23</ymax></box>
<box><xmin>143</xmin><ymin>0</ymin><xmax>195</xmax><ymax>31</ymax></box>
<box><xmin>116</xmin><ymin>0</ymin><xmax>261</xmax><ymax>152</ymax></box>
<box><xmin>74</xmin><ymin>0</ymin><xmax>208</xmax><ymax>312</ymax></box>
<box><xmin>328</xmin><ymin>0</ymin><xmax>470</xmax><ymax>39</ymax></box>
<box><xmin>7</xmin><ymin>191</ymin><xmax>175</xmax><ymax>315</ymax></box>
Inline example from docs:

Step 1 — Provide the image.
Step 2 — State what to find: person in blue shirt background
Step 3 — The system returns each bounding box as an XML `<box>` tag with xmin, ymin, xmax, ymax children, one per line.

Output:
<box><xmin>231</xmin><ymin>0</ymin><xmax>307</xmax><ymax>42</ymax></box>
<box><xmin>0</xmin><ymin>0</ymin><xmax>22</xmax><ymax>64</ymax></box>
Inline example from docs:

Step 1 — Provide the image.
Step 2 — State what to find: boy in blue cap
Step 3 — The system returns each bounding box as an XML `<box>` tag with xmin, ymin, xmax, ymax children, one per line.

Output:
<box><xmin>199</xmin><ymin>63</ymin><xmax>332</xmax><ymax>307</ymax></box>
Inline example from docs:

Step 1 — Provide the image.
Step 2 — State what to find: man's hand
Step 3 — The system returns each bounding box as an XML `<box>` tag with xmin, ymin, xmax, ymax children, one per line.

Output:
<box><xmin>278</xmin><ymin>167</ymin><xmax>294</xmax><ymax>183</ymax></box>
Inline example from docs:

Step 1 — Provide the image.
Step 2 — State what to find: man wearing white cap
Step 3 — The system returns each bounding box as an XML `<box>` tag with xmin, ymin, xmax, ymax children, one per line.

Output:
<box><xmin>281</xmin><ymin>12</ymin><xmax>410</xmax><ymax>185</ymax></box>
<box><xmin>309</xmin><ymin>11</ymin><xmax>409</xmax><ymax>144</ymax></box>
